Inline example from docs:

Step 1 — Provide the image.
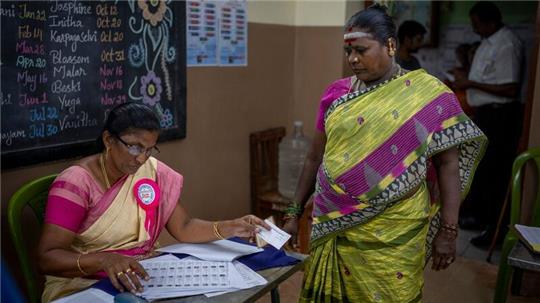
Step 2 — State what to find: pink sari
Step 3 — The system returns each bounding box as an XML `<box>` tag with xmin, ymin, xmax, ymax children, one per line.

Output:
<box><xmin>42</xmin><ymin>157</ymin><xmax>182</xmax><ymax>302</ymax></box>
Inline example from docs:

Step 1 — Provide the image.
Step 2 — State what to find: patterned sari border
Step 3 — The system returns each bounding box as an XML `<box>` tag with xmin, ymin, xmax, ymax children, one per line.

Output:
<box><xmin>310</xmin><ymin>119</ymin><xmax>487</xmax><ymax>245</ymax></box>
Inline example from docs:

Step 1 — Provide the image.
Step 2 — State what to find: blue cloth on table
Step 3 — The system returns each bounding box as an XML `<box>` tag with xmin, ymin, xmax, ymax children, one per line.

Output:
<box><xmin>231</xmin><ymin>237</ymin><xmax>300</xmax><ymax>271</ymax></box>
<box><xmin>93</xmin><ymin>238</ymin><xmax>300</xmax><ymax>297</ymax></box>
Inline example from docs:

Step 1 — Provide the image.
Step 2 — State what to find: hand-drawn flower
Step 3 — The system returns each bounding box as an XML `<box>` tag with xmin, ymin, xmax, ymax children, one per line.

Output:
<box><xmin>160</xmin><ymin>108</ymin><xmax>173</xmax><ymax>128</ymax></box>
<box><xmin>138</xmin><ymin>0</ymin><xmax>167</xmax><ymax>26</ymax></box>
<box><xmin>140</xmin><ymin>71</ymin><xmax>162</xmax><ymax>106</ymax></box>
<box><xmin>128</xmin><ymin>40</ymin><xmax>145</xmax><ymax>67</ymax></box>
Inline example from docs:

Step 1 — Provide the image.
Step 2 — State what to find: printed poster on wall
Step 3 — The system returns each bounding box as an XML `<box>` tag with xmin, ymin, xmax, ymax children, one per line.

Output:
<box><xmin>218</xmin><ymin>0</ymin><xmax>247</xmax><ymax>66</ymax></box>
<box><xmin>186</xmin><ymin>0</ymin><xmax>247</xmax><ymax>67</ymax></box>
<box><xmin>186</xmin><ymin>0</ymin><xmax>218</xmax><ymax>66</ymax></box>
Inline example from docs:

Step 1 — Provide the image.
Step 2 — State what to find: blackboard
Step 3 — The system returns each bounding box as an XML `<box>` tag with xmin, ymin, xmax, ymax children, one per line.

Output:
<box><xmin>1</xmin><ymin>0</ymin><xmax>186</xmax><ymax>169</ymax></box>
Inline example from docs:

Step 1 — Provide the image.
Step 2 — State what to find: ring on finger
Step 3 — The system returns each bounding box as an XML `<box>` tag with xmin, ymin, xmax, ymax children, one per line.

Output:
<box><xmin>125</xmin><ymin>268</ymin><xmax>132</xmax><ymax>274</ymax></box>
<box><xmin>116</xmin><ymin>271</ymin><xmax>125</xmax><ymax>277</ymax></box>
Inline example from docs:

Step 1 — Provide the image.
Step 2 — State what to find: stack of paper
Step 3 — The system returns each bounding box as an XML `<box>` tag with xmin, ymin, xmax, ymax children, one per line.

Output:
<box><xmin>157</xmin><ymin>239</ymin><xmax>263</xmax><ymax>261</ymax></box>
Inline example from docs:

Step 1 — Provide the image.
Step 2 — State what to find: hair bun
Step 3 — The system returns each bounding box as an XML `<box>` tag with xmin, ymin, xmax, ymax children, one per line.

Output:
<box><xmin>369</xmin><ymin>3</ymin><xmax>388</xmax><ymax>13</ymax></box>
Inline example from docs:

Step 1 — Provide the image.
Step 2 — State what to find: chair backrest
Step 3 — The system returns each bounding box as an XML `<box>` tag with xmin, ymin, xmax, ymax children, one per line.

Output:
<box><xmin>249</xmin><ymin>127</ymin><xmax>286</xmax><ymax>210</ymax></box>
<box><xmin>510</xmin><ymin>147</ymin><xmax>540</xmax><ymax>227</ymax></box>
<box><xmin>8</xmin><ymin>174</ymin><xmax>57</xmax><ymax>303</ymax></box>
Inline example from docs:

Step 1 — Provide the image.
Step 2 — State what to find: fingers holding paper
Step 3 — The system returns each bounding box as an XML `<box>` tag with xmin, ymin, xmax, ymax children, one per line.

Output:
<box><xmin>220</xmin><ymin>215</ymin><xmax>271</xmax><ymax>239</ymax></box>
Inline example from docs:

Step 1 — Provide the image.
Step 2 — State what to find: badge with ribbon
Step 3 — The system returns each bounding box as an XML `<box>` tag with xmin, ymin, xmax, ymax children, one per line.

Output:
<box><xmin>133</xmin><ymin>178</ymin><xmax>160</xmax><ymax>232</ymax></box>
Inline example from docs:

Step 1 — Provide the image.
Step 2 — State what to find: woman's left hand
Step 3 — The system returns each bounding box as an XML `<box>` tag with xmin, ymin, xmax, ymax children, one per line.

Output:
<box><xmin>219</xmin><ymin>215</ymin><xmax>271</xmax><ymax>240</ymax></box>
<box><xmin>431</xmin><ymin>229</ymin><xmax>457</xmax><ymax>271</ymax></box>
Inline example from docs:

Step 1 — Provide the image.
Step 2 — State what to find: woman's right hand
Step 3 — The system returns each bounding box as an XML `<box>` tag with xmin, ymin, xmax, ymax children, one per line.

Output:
<box><xmin>99</xmin><ymin>253</ymin><xmax>150</xmax><ymax>293</ymax></box>
<box><xmin>282</xmin><ymin>218</ymin><xmax>299</xmax><ymax>249</ymax></box>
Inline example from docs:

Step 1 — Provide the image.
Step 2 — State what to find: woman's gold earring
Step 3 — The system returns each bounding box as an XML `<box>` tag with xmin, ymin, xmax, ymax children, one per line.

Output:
<box><xmin>389</xmin><ymin>49</ymin><xmax>395</xmax><ymax>57</ymax></box>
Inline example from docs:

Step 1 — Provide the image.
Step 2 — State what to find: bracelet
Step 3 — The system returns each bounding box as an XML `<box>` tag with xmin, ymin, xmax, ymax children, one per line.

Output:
<box><xmin>284</xmin><ymin>201</ymin><xmax>303</xmax><ymax>218</ymax></box>
<box><xmin>283</xmin><ymin>213</ymin><xmax>299</xmax><ymax>221</ymax></box>
<box><xmin>213</xmin><ymin>221</ymin><xmax>225</xmax><ymax>240</ymax></box>
<box><xmin>439</xmin><ymin>222</ymin><xmax>459</xmax><ymax>239</ymax></box>
<box><xmin>76</xmin><ymin>253</ymin><xmax>88</xmax><ymax>276</ymax></box>
<box><xmin>441</xmin><ymin>222</ymin><xmax>459</xmax><ymax>232</ymax></box>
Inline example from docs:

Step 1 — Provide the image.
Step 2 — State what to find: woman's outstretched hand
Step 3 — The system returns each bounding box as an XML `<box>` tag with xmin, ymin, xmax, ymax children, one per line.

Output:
<box><xmin>431</xmin><ymin>230</ymin><xmax>457</xmax><ymax>271</ymax></box>
<box><xmin>219</xmin><ymin>214</ymin><xmax>270</xmax><ymax>241</ymax></box>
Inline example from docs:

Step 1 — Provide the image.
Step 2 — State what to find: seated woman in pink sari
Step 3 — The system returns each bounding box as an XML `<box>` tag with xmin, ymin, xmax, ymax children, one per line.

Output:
<box><xmin>38</xmin><ymin>103</ymin><xmax>269</xmax><ymax>302</ymax></box>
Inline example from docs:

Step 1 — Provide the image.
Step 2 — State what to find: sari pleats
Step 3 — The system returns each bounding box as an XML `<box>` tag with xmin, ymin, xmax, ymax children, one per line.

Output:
<box><xmin>302</xmin><ymin>183</ymin><xmax>430</xmax><ymax>303</ymax></box>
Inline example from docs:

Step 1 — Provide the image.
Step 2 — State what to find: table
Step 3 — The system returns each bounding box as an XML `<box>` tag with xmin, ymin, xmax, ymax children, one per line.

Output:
<box><xmin>507</xmin><ymin>241</ymin><xmax>540</xmax><ymax>272</ymax></box>
<box><xmin>157</xmin><ymin>251</ymin><xmax>308</xmax><ymax>303</ymax></box>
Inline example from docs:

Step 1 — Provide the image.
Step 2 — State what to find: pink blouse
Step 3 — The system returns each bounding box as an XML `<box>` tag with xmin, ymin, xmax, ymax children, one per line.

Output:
<box><xmin>45</xmin><ymin>161</ymin><xmax>183</xmax><ymax>234</ymax></box>
<box><xmin>316</xmin><ymin>77</ymin><xmax>353</xmax><ymax>132</ymax></box>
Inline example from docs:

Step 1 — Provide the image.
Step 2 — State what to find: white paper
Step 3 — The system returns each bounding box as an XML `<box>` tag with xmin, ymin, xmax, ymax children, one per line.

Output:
<box><xmin>51</xmin><ymin>288</ymin><xmax>113</xmax><ymax>303</ymax></box>
<box><xmin>205</xmin><ymin>261</ymin><xmax>267</xmax><ymax>297</ymax></box>
<box><xmin>157</xmin><ymin>239</ymin><xmax>263</xmax><ymax>261</ymax></box>
<box><xmin>256</xmin><ymin>219</ymin><xmax>291</xmax><ymax>250</ymax></box>
<box><xmin>515</xmin><ymin>224</ymin><xmax>540</xmax><ymax>244</ymax></box>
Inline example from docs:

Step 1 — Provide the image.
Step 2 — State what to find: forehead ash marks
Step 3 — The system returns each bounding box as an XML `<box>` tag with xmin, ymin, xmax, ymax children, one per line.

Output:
<box><xmin>344</xmin><ymin>29</ymin><xmax>371</xmax><ymax>45</ymax></box>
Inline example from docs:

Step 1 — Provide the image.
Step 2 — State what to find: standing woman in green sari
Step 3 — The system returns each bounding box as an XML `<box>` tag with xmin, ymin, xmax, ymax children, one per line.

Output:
<box><xmin>283</xmin><ymin>5</ymin><xmax>487</xmax><ymax>302</ymax></box>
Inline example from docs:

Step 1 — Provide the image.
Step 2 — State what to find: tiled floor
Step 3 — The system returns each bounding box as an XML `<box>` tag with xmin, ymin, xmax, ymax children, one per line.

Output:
<box><xmin>256</xmin><ymin>228</ymin><xmax>540</xmax><ymax>303</ymax></box>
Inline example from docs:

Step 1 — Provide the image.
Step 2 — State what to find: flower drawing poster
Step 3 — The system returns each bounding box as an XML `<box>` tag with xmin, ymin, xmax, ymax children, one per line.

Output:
<box><xmin>1</xmin><ymin>0</ymin><xmax>186</xmax><ymax>168</ymax></box>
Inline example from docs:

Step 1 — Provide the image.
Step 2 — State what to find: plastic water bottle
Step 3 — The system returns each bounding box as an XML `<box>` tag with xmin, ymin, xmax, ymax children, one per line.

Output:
<box><xmin>279</xmin><ymin>121</ymin><xmax>311</xmax><ymax>199</ymax></box>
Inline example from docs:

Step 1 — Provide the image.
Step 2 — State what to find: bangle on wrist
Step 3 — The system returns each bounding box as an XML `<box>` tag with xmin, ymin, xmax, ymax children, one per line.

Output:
<box><xmin>77</xmin><ymin>253</ymin><xmax>89</xmax><ymax>276</ymax></box>
<box><xmin>213</xmin><ymin>221</ymin><xmax>225</xmax><ymax>240</ymax></box>
<box><xmin>284</xmin><ymin>201</ymin><xmax>303</xmax><ymax>218</ymax></box>
<box><xmin>439</xmin><ymin>221</ymin><xmax>459</xmax><ymax>239</ymax></box>
<box><xmin>283</xmin><ymin>213</ymin><xmax>299</xmax><ymax>221</ymax></box>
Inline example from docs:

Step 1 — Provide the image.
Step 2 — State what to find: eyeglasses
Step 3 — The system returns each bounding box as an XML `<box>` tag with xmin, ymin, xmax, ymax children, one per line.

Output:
<box><xmin>115</xmin><ymin>135</ymin><xmax>160</xmax><ymax>157</ymax></box>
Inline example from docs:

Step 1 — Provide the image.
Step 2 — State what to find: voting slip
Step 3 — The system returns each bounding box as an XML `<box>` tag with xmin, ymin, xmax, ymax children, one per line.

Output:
<box><xmin>256</xmin><ymin>219</ymin><xmax>291</xmax><ymax>250</ymax></box>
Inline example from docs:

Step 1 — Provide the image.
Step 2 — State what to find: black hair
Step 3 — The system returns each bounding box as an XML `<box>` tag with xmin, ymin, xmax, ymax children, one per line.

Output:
<box><xmin>397</xmin><ymin>20</ymin><xmax>427</xmax><ymax>44</ymax></box>
<box><xmin>95</xmin><ymin>102</ymin><xmax>161</xmax><ymax>151</ymax></box>
<box><xmin>469</xmin><ymin>1</ymin><xmax>502</xmax><ymax>25</ymax></box>
<box><xmin>345</xmin><ymin>3</ymin><xmax>396</xmax><ymax>45</ymax></box>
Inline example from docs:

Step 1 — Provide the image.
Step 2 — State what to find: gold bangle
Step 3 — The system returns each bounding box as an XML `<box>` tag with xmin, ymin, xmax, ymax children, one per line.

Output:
<box><xmin>213</xmin><ymin>221</ymin><xmax>225</xmax><ymax>240</ymax></box>
<box><xmin>77</xmin><ymin>253</ymin><xmax>88</xmax><ymax>276</ymax></box>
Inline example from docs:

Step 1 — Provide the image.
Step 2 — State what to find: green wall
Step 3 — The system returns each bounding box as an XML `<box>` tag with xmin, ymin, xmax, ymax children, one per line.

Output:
<box><xmin>440</xmin><ymin>1</ymin><xmax>537</xmax><ymax>26</ymax></box>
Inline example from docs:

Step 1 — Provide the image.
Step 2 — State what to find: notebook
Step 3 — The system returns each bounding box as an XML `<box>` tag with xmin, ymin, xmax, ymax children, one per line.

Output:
<box><xmin>513</xmin><ymin>224</ymin><xmax>540</xmax><ymax>254</ymax></box>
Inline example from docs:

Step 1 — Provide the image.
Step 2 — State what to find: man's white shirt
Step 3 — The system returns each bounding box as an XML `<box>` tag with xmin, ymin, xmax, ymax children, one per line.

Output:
<box><xmin>467</xmin><ymin>26</ymin><xmax>523</xmax><ymax>106</ymax></box>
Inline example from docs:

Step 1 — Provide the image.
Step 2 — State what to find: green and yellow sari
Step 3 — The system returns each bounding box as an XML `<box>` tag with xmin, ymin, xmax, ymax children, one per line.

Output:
<box><xmin>300</xmin><ymin>70</ymin><xmax>487</xmax><ymax>302</ymax></box>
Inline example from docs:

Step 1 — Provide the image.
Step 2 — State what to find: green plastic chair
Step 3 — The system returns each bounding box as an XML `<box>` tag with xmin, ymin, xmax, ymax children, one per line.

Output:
<box><xmin>7</xmin><ymin>174</ymin><xmax>57</xmax><ymax>303</ymax></box>
<box><xmin>493</xmin><ymin>147</ymin><xmax>540</xmax><ymax>303</ymax></box>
